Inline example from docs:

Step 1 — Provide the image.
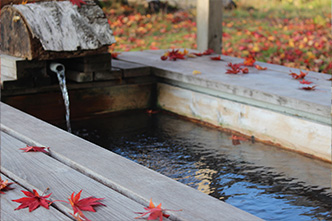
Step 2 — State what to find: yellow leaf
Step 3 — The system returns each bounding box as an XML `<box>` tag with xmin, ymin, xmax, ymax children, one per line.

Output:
<box><xmin>192</xmin><ymin>70</ymin><xmax>201</xmax><ymax>75</ymax></box>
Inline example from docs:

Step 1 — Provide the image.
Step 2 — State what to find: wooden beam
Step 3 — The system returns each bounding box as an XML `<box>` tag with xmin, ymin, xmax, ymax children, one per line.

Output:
<box><xmin>196</xmin><ymin>0</ymin><xmax>223</xmax><ymax>53</ymax></box>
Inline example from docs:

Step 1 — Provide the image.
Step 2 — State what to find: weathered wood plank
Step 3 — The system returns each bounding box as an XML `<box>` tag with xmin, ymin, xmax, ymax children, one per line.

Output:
<box><xmin>1</xmin><ymin>83</ymin><xmax>154</xmax><ymax>122</ymax></box>
<box><xmin>112</xmin><ymin>60</ymin><xmax>151</xmax><ymax>78</ymax></box>
<box><xmin>0</xmin><ymin>102</ymin><xmax>262</xmax><ymax>220</ymax></box>
<box><xmin>1</xmin><ymin>132</ymin><xmax>151</xmax><ymax>221</ymax></box>
<box><xmin>196</xmin><ymin>0</ymin><xmax>223</xmax><ymax>53</ymax></box>
<box><xmin>94</xmin><ymin>68</ymin><xmax>122</xmax><ymax>81</ymax></box>
<box><xmin>0</xmin><ymin>174</ymin><xmax>71</xmax><ymax>221</ymax></box>
<box><xmin>117</xmin><ymin>50</ymin><xmax>331</xmax><ymax>122</ymax></box>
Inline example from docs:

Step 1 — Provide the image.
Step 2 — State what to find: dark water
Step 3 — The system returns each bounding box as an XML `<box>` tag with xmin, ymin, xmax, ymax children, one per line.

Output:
<box><xmin>70</xmin><ymin>111</ymin><xmax>332</xmax><ymax>221</ymax></box>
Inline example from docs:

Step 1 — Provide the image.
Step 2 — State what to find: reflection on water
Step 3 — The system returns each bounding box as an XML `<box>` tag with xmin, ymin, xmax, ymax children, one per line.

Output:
<box><xmin>70</xmin><ymin>111</ymin><xmax>332</xmax><ymax>220</ymax></box>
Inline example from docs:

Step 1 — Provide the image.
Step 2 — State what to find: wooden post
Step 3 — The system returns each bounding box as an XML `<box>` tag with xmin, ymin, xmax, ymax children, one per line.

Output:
<box><xmin>196</xmin><ymin>0</ymin><xmax>223</xmax><ymax>53</ymax></box>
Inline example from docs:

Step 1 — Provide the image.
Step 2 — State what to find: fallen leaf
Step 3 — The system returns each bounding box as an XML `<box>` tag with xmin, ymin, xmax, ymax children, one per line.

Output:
<box><xmin>328</xmin><ymin>78</ymin><xmax>332</xmax><ymax>81</ymax></box>
<box><xmin>0</xmin><ymin>177</ymin><xmax>14</xmax><ymax>194</ymax></box>
<box><xmin>192</xmin><ymin>52</ymin><xmax>203</xmax><ymax>57</ymax></box>
<box><xmin>255</xmin><ymin>64</ymin><xmax>267</xmax><ymax>70</ymax></box>
<box><xmin>19</xmin><ymin>145</ymin><xmax>49</xmax><ymax>153</ymax></box>
<box><xmin>70</xmin><ymin>0</ymin><xmax>86</xmax><ymax>7</ymax></box>
<box><xmin>12</xmin><ymin>189</ymin><xmax>52</xmax><ymax>212</ymax></box>
<box><xmin>300</xmin><ymin>85</ymin><xmax>316</xmax><ymax>90</ymax></box>
<box><xmin>203</xmin><ymin>49</ymin><xmax>214</xmax><ymax>55</ymax></box>
<box><xmin>187</xmin><ymin>53</ymin><xmax>197</xmax><ymax>58</ymax></box>
<box><xmin>146</xmin><ymin>109</ymin><xmax>159</xmax><ymax>114</ymax></box>
<box><xmin>210</xmin><ymin>55</ymin><xmax>222</xmax><ymax>60</ymax></box>
<box><xmin>299</xmin><ymin>79</ymin><xmax>313</xmax><ymax>84</ymax></box>
<box><xmin>68</xmin><ymin>190</ymin><xmax>106</xmax><ymax>218</ymax></box>
<box><xmin>226</xmin><ymin>63</ymin><xmax>242</xmax><ymax>74</ymax></box>
<box><xmin>231</xmin><ymin>135</ymin><xmax>248</xmax><ymax>145</ymax></box>
<box><xmin>289</xmin><ymin>70</ymin><xmax>307</xmax><ymax>79</ymax></box>
<box><xmin>242</xmin><ymin>67</ymin><xmax>249</xmax><ymax>74</ymax></box>
<box><xmin>192</xmin><ymin>70</ymin><xmax>201</xmax><ymax>75</ymax></box>
<box><xmin>135</xmin><ymin>199</ymin><xmax>181</xmax><ymax>221</ymax></box>
<box><xmin>243</xmin><ymin>55</ymin><xmax>256</xmax><ymax>66</ymax></box>
<box><xmin>111</xmin><ymin>52</ymin><xmax>121</xmax><ymax>59</ymax></box>
<box><xmin>161</xmin><ymin>49</ymin><xmax>186</xmax><ymax>61</ymax></box>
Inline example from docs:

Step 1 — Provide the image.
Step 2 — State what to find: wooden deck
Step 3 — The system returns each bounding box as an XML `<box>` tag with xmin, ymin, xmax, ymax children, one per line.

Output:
<box><xmin>0</xmin><ymin>102</ymin><xmax>261</xmax><ymax>220</ymax></box>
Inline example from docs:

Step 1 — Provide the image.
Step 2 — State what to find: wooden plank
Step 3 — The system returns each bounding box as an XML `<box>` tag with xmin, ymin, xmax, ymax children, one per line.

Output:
<box><xmin>94</xmin><ymin>68</ymin><xmax>122</xmax><ymax>81</ymax></box>
<box><xmin>117</xmin><ymin>50</ymin><xmax>331</xmax><ymax>122</ymax></box>
<box><xmin>63</xmin><ymin>53</ymin><xmax>112</xmax><ymax>72</ymax></box>
<box><xmin>0</xmin><ymin>174</ymin><xmax>71</xmax><ymax>221</ymax></box>
<box><xmin>112</xmin><ymin>60</ymin><xmax>150</xmax><ymax>78</ymax></box>
<box><xmin>1</xmin><ymin>83</ymin><xmax>154</xmax><ymax>122</ymax></box>
<box><xmin>0</xmin><ymin>132</ymin><xmax>151</xmax><ymax>221</ymax></box>
<box><xmin>196</xmin><ymin>0</ymin><xmax>223</xmax><ymax>53</ymax></box>
<box><xmin>0</xmin><ymin>102</ymin><xmax>262</xmax><ymax>220</ymax></box>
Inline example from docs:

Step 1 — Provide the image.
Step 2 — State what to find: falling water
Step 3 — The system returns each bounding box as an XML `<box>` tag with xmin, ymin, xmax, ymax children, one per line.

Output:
<box><xmin>50</xmin><ymin>63</ymin><xmax>72</xmax><ymax>133</ymax></box>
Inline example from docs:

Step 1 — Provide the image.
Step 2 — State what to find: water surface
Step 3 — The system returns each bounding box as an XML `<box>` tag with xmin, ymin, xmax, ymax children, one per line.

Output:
<box><xmin>70</xmin><ymin>111</ymin><xmax>332</xmax><ymax>220</ymax></box>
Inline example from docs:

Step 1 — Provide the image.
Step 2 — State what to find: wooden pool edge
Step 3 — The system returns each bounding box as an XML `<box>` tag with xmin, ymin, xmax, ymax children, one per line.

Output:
<box><xmin>0</xmin><ymin>102</ymin><xmax>263</xmax><ymax>220</ymax></box>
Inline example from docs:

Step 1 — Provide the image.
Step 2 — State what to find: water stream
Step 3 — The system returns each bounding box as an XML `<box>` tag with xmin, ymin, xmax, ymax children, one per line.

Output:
<box><xmin>69</xmin><ymin>111</ymin><xmax>332</xmax><ymax>221</ymax></box>
<box><xmin>50</xmin><ymin>63</ymin><xmax>72</xmax><ymax>133</ymax></box>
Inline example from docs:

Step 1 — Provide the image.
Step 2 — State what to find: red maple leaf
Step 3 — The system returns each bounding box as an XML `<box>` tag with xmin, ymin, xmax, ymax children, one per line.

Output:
<box><xmin>202</xmin><ymin>48</ymin><xmax>214</xmax><ymax>55</ymax></box>
<box><xmin>67</xmin><ymin>190</ymin><xmax>106</xmax><ymax>219</ymax></box>
<box><xmin>111</xmin><ymin>52</ymin><xmax>121</xmax><ymax>59</ymax></box>
<box><xmin>12</xmin><ymin>189</ymin><xmax>52</xmax><ymax>212</ymax></box>
<box><xmin>210</xmin><ymin>55</ymin><xmax>221</xmax><ymax>60</ymax></box>
<box><xmin>19</xmin><ymin>145</ymin><xmax>49</xmax><ymax>153</ymax></box>
<box><xmin>289</xmin><ymin>70</ymin><xmax>307</xmax><ymax>79</ymax></box>
<box><xmin>243</xmin><ymin>55</ymin><xmax>256</xmax><ymax>66</ymax></box>
<box><xmin>70</xmin><ymin>0</ymin><xmax>86</xmax><ymax>7</ymax></box>
<box><xmin>242</xmin><ymin>67</ymin><xmax>249</xmax><ymax>74</ymax></box>
<box><xmin>161</xmin><ymin>49</ymin><xmax>186</xmax><ymax>61</ymax></box>
<box><xmin>135</xmin><ymin>199</ymin><xmax>181</xmax><ymax>221</ymax></box>
<box><xmin>255</xmin><ymin>64</ymin><xmax>267</xmax><ymax>70</ymax></box>
<box><xmin>299</xmin><ymin>79</ymin><xmax>313</xmax><ymax>84</ymax></box>
<box><xmin>192</xmin><ymin>52</ymin><xmax>203</xmax><ymax>56</ymax></box>
<box><xmin>0</xmin><ymin>177</ymin><xmax>14</xmax><ymax>194</ymax></box>
<box><xmin>300</xmin><ymin>85</ymin><xmax>316</xmax><ymax>91</ymax></box>
<box><xmin>231</xmin><ymin>135</ymin><xmax>247</xmax><ymax>145</ymax></box>
<box><xmin>226</xmin><ymin>63</ymin><xmax>242</xmax><ymax>74</ymax></box>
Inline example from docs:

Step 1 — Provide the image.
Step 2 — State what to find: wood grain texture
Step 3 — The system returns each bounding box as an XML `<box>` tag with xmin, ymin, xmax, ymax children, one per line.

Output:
<box><xmin>0</xmin><ymin>102</ymin><xmax>262</xmax><ymax>220</ymax></box>
<box><xmin>1</xmin><ymin>132</ymin><xmax>150</xmax><ymax>221</ymax></box>
<box><xmin>0</xmin><ymin>174</ymin><xmax>71</xmax><ymax>221</ymax></box>
<box><xmin>112</xmin><ymin>60</ymin><xmax>151</xmax><ymax>78</ymax></box>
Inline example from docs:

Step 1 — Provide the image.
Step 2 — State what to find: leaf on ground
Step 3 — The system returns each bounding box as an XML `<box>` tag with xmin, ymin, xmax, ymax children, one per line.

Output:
<box><xmin>242</xmin><ymin>67</ymin><xmax>249</xmax><ymax>74</ymax></box>
<box><xmin>19</xmin><ymin>145</ymin><xmax>49</xmax><ymax>153</ymax></box>
<box><xmin>203</xmin><ymin>49</ymin><xmax>214</xmax><ymax>55</ymax></box>
<box><xmin>226</xmin><ymin>63</ymin><xmax>242</xmax><ymax>74</ymax></box>
<box><xmin>255</xmin><ymin>64</ymin><xmax>267</xmax><ymax>70</ymax></box>
<box><xmin>192</xmin><ymin>70</ymin><xmax>201</xmax><ymax>75</ymax></box>
<box><xmin>161</xmin><ymin>49</ymin><xmax>186</xmax><ymax>61</ymax></box>
<box><xmin>299</xmin><ymin>79</ymin><xmax>313</xmax><ymax>84</ymax></box>
<box><xmin>135</xmin><ymin>199</ymin><xmax>181</xmax><ymax>221</ymax></box>
<box><xmin>243</xmin><ymin>55</ymin><xmax>256</xmax><ymax>66</ymax></box>
<box><xmin>210</xmin><ymin>55</ymin><xmax>222</xmax><ymax>60</ymax></box>
<box><xmin>289</xmin><ymin>70</ymin><xmax>307</xmax><ymax>79</ymax></box>
<box><xmin>67</xmin><ymin>190</ymin><xmax>106</xmax><ymax>219</ymax></box>
<box><xmin>300</xmin><ymin>85</ymin><xmax>316</xmax><ymax>91</ymax></box>
<box><xmin>111</xmin><ymin>52</ymin><xmax>121</xmax><ymax>59</ymax></box>
<box><xmin>12</xmin><ymin>189</ymin><xmax>52</xmax><ymax>212</ymax></box>
<box><xmin>0</xmin><ymin>177</ymin><xmax>14</xmax><ymax>194</ymax></box>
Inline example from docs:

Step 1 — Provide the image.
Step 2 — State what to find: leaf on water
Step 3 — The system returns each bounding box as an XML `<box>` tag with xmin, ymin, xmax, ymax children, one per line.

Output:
<box><xmin>12</xmin><ymin>189</ymin><xmax>52</xmax><ymax>212</ymax></box>
<box><xmin>255</xmin><ymin>64</ymin><xmax>267</xmax><ymax>70</ymax></box>
<box><xmin>135</xmin><ymin>199</ymin><xmax>181</xmax><ymax>221</ymax></box>
<box><xmin>19</xmin><ymin>145</ymin><xmax>49</xmax><ymax>153</ymax></box>
<box><xmin>0</xmin><ymin>177</ymin><xmax>14</xmax><ymax>194</ymax></box>
<box><xmin>231</xmin><ymin>135</ymin><xmax>248</xmax><ymax>145</ymax></box>
<box><xmin>192</xmin><ymin>70</ymin><xmax>202</xmax><ymax>75</ymax></box>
